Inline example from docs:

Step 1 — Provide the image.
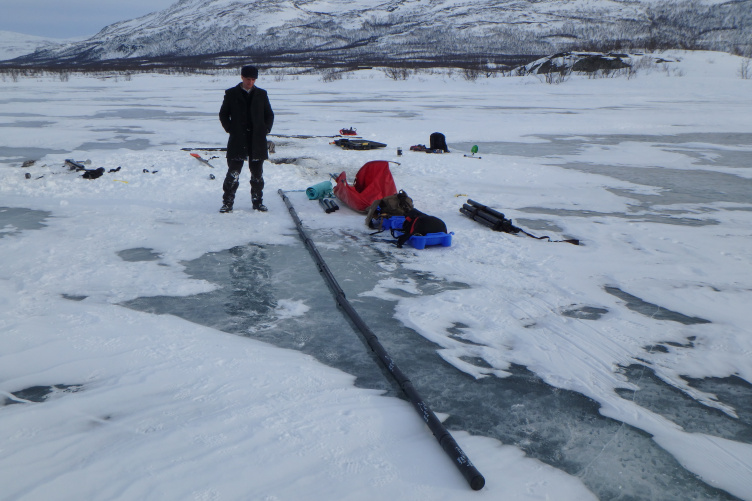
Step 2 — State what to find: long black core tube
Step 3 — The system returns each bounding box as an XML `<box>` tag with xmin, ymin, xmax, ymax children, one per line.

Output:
<box><xmin>467</xmin><ymin>199</ymin><xmax>507</xmax><ymax>220</ymax></box>
<box><xmin>460</xmin><ymin>205</ymin><xmax>514</xmax><ymax>233</ymax></box>
<box><xmin>278</xmin><ymin>189</ymin><xmax>485</xmax><ymax>491</ymax></box>
<box><xmin>319</xmin><ymin>198</ymin><xmax>335</xmax><ymax>213</ymax></box>
<box><xmin>460</xmin><ymin>207</ymin><xmax>498</xmax><ymax>229</ymax></box>
<box><xmin>461</xmin><ymin>205</ymin><xmax>502</xmax><ymax>226</ymax></box>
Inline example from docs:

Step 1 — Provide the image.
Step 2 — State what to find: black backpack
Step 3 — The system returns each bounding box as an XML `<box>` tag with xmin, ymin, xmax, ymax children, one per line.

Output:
<box><xmin>395</xmin><ymin>209</ymin><xmax>447</xmax><ymax>248</ymax></box>
<box><xmin>429</xmin><ymin>132</ymin><xmax>449</xmax><ymax>152</ymax></box>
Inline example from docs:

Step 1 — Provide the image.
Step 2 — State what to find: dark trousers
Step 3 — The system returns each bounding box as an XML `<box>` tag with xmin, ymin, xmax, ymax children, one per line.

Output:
<box><xmin>222</xmin><ymin>159</ymin><xmax>264</xmax><ymax>206</ymax></box>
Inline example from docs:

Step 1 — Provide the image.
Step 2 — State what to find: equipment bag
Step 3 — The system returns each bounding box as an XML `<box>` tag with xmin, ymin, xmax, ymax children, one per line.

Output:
<box><xmin>333</xmin><ymin>160</ymin><xmax>397</xmax><ymax>212</ymax></box>
<box><xmin>394</xmin><ymin>209</ymin><xmax>447</xmax><ymax>248</ymax></box>
<box><xmin>365</xmin><ymin>189</ymin><xmax>414</xmax><ymax>227</ymax></box>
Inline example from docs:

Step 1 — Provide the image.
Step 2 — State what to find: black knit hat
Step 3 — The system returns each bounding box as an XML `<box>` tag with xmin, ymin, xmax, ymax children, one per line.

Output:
<box><xmin>241</xmin><ymin>65</ymin><xmax>258</xmax><ymax>78</ymax></box>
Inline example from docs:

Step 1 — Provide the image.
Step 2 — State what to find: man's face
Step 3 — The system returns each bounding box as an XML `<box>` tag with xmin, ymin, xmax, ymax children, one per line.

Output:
<box><xmin>241</xmin><ymin>76</ymin><xmax>256</xmax><ymax>90</ymax></box>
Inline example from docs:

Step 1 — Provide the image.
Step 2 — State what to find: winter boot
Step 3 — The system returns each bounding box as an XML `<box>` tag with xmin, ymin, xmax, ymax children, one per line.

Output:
<box><xmin>252</xmin><ymin>200</ymin><xmax>268</xmax><ymax>212</ymax></box>
<box><xmin>219</xmin><ymin>203</ymin><xmax>233</xmax><ymax>213</ymax></box>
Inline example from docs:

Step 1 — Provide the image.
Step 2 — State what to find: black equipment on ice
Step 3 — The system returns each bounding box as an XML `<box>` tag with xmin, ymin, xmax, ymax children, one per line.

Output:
<box><xmin>81</xmin><ymin>167</ymin><xmax>105</xmax><ymax>179</ymax></box>
<box><xmin>332</xmin><ymin>138</ymin><xmax>387</xmax><ymax>150</ymax></box>
<box><xmin>318</xmin><ymin>198</ymin><xmax>339</xmax><ymax>213</ymax></box>
<box><xmin>461</xmin><ymin>199</ymin><xmax>579</xmax><ymax>245</ymax></box>
<box><xmin>429</xmin><ymin>132</ymin><xmax>449</xmax><ymax>152</ymax></box>
<box><xmin>395</xmin><ymin>209</ymin><xmax>448</xmax><ymax>248</ymax></box>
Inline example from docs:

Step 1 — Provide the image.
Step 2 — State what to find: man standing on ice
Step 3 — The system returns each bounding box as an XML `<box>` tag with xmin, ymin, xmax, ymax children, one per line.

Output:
<box><xmin>218</xmin><ymin>65</ymin><xmax>274</xmax><ymax>212</ymax></box>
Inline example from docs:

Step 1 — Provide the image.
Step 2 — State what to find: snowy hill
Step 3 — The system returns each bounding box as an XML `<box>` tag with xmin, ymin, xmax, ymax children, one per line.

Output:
<box><xmin>0</xmin><ymin>30</ymin><xmax>69</xmax><ymax>61</ymax></box>
<box><xmin>8</xmin><ymin>0</ymin><xmax>752</xmax><ymax>67</ymax></box>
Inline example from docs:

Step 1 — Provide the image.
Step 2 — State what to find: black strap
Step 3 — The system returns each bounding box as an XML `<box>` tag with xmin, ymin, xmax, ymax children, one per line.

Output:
<box><xmin>519</xmin><ymin>229</ymin><xmax>579</xmax><ymax>245</ymax></box>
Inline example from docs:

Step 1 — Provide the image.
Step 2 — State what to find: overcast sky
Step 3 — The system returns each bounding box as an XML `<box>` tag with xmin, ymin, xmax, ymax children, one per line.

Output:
<box><xmin>0</xmin><ymin>0</ymin><xmax>178</xmax><ymax>39</ymax></box>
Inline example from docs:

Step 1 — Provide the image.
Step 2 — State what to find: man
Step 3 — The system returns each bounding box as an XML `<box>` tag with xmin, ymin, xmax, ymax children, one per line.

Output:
<box><xmin>218</xmin><ymin>65</ymin><xmax>274</xmax><ymax>212</ymax></box>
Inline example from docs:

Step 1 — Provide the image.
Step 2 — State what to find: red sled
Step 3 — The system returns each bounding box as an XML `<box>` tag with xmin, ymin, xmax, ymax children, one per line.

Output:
<box><xmin>339</xmin><ymin>127</ymin><xmax>358</xmax><ymax>135</ymax></box>
<box><xmin>333</xmin><ymin>160</ymin><xmax>397</xmax><ymax>212</ymax></box>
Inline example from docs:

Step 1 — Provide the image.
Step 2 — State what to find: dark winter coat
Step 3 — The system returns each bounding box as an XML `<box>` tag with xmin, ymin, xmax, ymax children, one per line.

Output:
<box><xmin>219</xmin><ymin>83</ymin><xmax>274</xmax><ymax>161</ymax></box>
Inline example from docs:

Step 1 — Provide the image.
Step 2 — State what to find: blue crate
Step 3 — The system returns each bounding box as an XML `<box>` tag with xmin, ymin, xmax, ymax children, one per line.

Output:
<box><xmin>406</xmin><ymin>232</ymin><xmax>453</xmax><ymax>249</ymax></box>
<box><xmin>371</xmin><ymin>216</ymin><xmax>453</xmax><ymax>249</ymax></box>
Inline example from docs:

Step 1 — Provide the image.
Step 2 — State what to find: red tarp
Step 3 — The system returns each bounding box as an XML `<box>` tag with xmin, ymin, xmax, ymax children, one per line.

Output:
<box><xmin>333</xmin><ymin>160</ymin><xmax>397</xmax><ymax>212</ymax></box>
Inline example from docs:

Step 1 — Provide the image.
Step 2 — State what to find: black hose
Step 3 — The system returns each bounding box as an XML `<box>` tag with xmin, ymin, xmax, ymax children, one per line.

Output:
<box><xmin>278</xmin><ymin>189</ymin><xmax>485</xmax><ymax>491</ymax></box>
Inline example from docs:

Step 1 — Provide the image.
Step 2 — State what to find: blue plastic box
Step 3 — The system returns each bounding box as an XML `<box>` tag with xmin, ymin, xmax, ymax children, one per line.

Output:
<box><xmin>371</xmin><ymin>216</ymin><xmax>453</xmax><ymax>249</ymax></box>
<box><xmin>405</xmin><ymin>232</ymin><xmax>453</xmax><ymax>249</ymax></box>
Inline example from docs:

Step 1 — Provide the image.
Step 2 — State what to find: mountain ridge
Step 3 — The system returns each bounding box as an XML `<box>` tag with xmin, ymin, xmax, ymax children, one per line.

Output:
<box><xmin>6</xmin><ymin>0</ymin><xmax>752</xmax><ymax>68</ymax></box>
<box><xmin>0</xmin><ymin>31</ymin><xmax>81</xmax><ymax>61</ymax></box>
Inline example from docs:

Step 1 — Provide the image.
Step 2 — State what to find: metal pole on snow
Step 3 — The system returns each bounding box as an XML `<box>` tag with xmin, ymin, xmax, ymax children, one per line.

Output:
<box><xmin>277</xmin><ymin>189</ymin><xmax>485</xmax><ymax>491</ymax></box>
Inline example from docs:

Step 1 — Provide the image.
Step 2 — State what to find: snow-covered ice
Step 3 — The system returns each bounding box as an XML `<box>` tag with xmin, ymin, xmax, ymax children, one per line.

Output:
<box><xmin>1</xmin><ymin>51</ymin><xmax>751</xmax><ymax>500</ymax></box>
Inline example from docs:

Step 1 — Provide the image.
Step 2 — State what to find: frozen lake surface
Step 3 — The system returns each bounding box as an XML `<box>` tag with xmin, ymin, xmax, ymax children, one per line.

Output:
<box><xmin>122</xmin><ymin>232</ymin><xmax>746</xmax><ymax>500</ymax></box>
<box><xmin>2</xmin><ymin>52</ymin><xmax>751</xmax><ymax>500</ymax></box>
